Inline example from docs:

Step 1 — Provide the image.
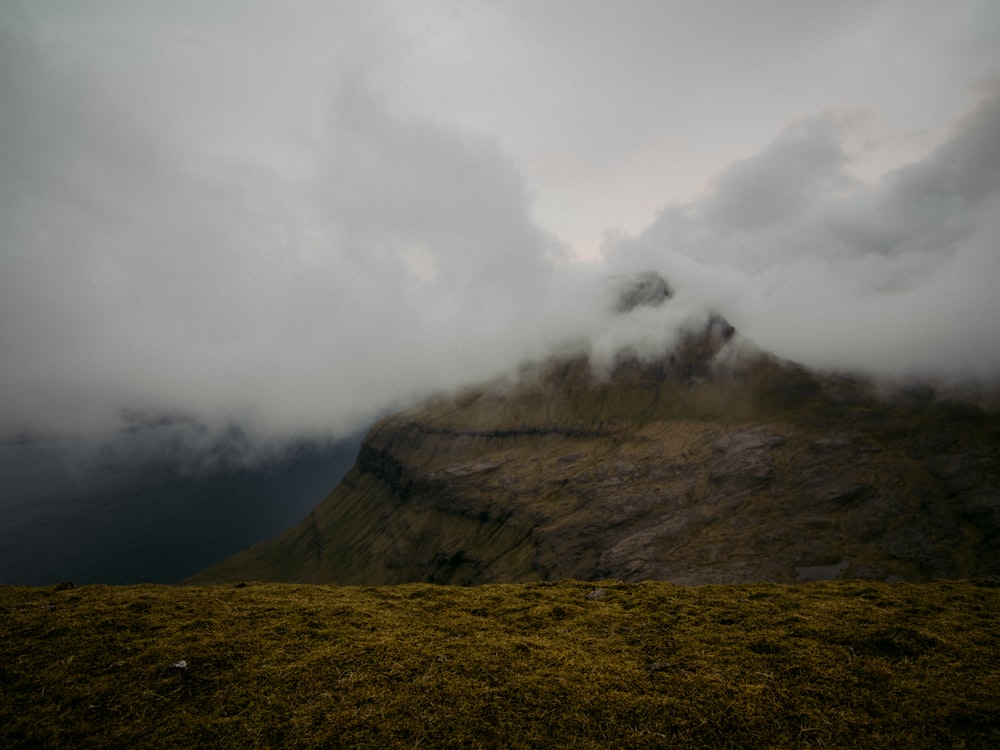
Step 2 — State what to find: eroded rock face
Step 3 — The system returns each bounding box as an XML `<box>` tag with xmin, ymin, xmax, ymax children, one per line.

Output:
<box><xmin>614</xmin><ymin>271</ymin><xmax>673</xmax><ymax>313</ymax></box>
<box><xmin>191</xmin><ymin>345</ymin><xmax>1000</xmax><ymax>586</ymax></box>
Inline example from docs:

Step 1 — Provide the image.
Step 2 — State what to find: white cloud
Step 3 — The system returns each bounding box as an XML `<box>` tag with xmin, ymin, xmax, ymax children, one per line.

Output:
<box><xmin>1</xmin><ymin>1</ymin><xmax>999</xmax><ymax>456</ymax></box>
<box><xmin>607</xmin><ymin>93</ymin><xmax>1000</xmax><ymax>382</ymax></box>
<box><xmin>0</xmin><ymin>12</ymin><xmax>603</xmax><ymax>444</ymax></box>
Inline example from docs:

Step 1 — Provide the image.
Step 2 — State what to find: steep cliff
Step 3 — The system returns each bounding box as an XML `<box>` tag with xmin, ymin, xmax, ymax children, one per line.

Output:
<box><xmin>190</xmin><ymin>316</ymin><xmax>1000</xmax><ymax>586</ymax></box>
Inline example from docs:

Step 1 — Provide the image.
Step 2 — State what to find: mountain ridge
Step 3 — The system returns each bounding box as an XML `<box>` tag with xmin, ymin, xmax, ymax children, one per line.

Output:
<box><xmin>189</xmin><ymin>312</ymin><xmax>1000</xmax><ymax>586</ymax></box>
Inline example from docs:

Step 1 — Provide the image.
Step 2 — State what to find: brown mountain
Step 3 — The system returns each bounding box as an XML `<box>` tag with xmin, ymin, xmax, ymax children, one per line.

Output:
<box><xmin>189</xmin><ymin>311</ymin><xmax>1000</xmax><ymax>587</ymax></box>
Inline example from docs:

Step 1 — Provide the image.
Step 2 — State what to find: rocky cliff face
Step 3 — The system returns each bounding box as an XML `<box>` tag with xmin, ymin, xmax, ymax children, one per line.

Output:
<box><xmin>190</xmin><ymin>322</ymin><xmax>1000</xmax><ymax>586</ymax></box>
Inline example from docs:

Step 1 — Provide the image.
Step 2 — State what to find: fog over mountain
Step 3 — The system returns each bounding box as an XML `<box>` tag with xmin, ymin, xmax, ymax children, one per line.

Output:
<box><xmin>2</xmin><ymin>0</ymin><xmax>999</xmax><ymax>455</ymax></box>
<box><xmin>611</xmin><ymin>95</ymin><xmax>1000</xmax><ymax>381</ymax></box>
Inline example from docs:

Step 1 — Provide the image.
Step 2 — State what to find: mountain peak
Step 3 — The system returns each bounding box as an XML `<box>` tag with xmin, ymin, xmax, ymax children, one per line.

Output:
<box><xmin>190</xmin><ymin>329</ymin><xmax>1000</xmax><ymax>587</ymax></box>
<box><xmin>613</xmin><ymin>271</ymin><xmax>672</xmax><ymax>313</ymax></box>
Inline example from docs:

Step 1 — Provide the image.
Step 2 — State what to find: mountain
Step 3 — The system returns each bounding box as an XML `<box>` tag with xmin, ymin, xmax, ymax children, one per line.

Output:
<box><xmin>189</xmin><ymin>289</ymin><xmax>1000</xmax><ymax>586</ymax></box>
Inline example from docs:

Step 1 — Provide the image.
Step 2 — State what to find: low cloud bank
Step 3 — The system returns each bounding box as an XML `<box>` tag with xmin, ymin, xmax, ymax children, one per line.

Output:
<box><xmin>2</xmin><ymin>12</ymin><xmax>998</xmax><ymax>462</ymax></box>
<box><xmin>0</xmin><ymin>20</ymin><xmax>606</xmax><ymax>449</ymax></box>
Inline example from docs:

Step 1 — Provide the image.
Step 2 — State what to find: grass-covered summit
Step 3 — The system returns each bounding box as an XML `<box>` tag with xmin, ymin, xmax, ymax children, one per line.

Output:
<box><xmin>3</xmin><ymin>579</ymin><xmax>998</xmax><ymax>748</ymax></box>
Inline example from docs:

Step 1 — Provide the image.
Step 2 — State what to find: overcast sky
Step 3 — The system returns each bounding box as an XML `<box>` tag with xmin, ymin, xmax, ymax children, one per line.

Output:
<box><xmin>2</xmin><ymin>0</ymin><xmax>1000</xmax><ymax>449</ymax></box>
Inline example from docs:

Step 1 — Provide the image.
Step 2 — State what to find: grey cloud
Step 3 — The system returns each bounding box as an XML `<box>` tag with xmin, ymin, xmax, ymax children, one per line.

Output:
<box><xmin>0</xmin><ymin>18</ymin><xmax>604</xmax><ymax>446</ymax></box>
<box><xmin>2</xmin><ymin>3</ymin><xmax>999</xmax><ymax>458</ymax></box>
<box><xmin>701</xmin><ymin>116</ymin><xmax>857</xmax><ymax>234</ymax></box>
<box><xmin>609</xmin><ymin>93</ymin><xmax>1000</xmax><ymax>382</ymax></box>
<box><xmin>321</xmin><ymin>82</ymin><xmax>558</xmax><ymax>292</ymax></box>
<box><xmin>643</xmin><ymin>114</ymin><xmax>860</xmax><ymax>272</ymax></box>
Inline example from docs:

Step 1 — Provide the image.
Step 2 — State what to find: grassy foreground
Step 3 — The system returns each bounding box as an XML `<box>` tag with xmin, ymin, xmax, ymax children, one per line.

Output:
<box><xmin>2</xmin><ymin>580</ymin><xmax>998</xmax><ymax>748</ymax></box>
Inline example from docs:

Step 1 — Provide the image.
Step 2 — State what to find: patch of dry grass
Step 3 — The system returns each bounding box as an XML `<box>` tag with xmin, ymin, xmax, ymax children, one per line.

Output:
<box><xmin>2</xmin><ymin>579</ymin><xmax>998</xmax><ymax>748</ymax></box>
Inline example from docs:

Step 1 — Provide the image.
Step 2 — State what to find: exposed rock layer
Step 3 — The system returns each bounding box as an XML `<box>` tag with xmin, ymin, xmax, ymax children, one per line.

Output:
<box><xmin>191</xmin><ymin>331</ymin><xmax>1000</xmax><ymax>585</ymax></box>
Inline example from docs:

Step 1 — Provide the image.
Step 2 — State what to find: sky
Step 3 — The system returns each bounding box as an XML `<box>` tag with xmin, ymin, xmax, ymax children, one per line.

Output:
<box><xmin>2</xmin><ymin>0</ymin><xmax>1000</xmax><ymax>454</ymax></box>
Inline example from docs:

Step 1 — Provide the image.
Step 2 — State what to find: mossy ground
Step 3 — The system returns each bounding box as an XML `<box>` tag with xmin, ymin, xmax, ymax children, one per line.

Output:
<box><xmin>2</xmin><ymin>579</ymin><xmax>998</xmax><ymax>748</ymax></box>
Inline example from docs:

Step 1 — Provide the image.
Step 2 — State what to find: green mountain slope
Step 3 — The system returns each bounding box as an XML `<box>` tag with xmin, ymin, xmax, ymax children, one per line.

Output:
<box><xmin>190</xmin><ymin>319</ymin><xmax>1000</xmax><ymax>586</ymax></box>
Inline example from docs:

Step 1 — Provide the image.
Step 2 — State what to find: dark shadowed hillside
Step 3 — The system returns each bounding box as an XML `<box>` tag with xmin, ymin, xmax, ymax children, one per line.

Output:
<box><xmin>190</xmin><ymin>310</ymin><xmax>1000</xmax><ymax>587</ymax></box>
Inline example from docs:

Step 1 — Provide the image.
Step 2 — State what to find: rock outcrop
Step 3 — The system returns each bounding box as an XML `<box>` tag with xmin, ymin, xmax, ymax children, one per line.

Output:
<box><xmin>190</xmin><ymin>322</ymin><xmax>1000</xmax><ymax>586</ymax></box>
